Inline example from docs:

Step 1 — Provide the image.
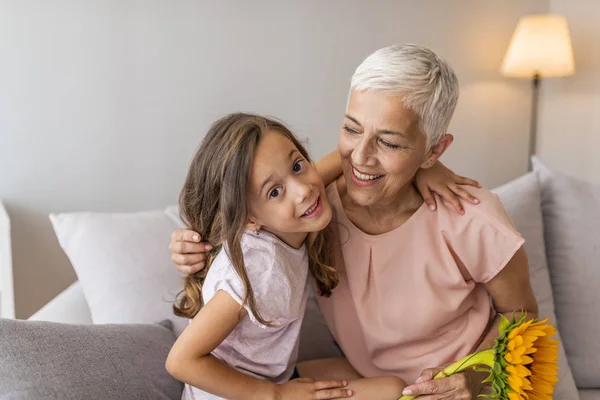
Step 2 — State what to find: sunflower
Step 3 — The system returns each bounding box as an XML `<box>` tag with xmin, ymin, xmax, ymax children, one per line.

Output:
<box><xmin>398</xmin><ymin>314</ymin><xmax>559</xmax><ymax>400</ymax></box>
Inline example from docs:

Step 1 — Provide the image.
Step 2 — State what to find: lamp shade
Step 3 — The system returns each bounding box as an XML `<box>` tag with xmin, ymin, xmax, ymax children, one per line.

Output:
<box><xmin>501</xmin><ymin>14</ymin><xmax>575</xmax><ymax>78</ymax></box>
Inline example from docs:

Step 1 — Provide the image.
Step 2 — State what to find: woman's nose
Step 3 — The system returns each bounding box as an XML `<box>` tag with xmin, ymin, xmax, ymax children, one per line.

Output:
<box><xmin>351</xmin><ymin>136</ymin><xmax>373</xmax><ymax>166</ymax></box>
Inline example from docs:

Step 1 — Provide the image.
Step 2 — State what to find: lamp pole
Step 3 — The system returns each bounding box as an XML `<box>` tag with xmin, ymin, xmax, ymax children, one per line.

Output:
<box><xmin>528</xmin><ymin>73</ymin><xmax>541</xmax><ymax>171</ymax></box>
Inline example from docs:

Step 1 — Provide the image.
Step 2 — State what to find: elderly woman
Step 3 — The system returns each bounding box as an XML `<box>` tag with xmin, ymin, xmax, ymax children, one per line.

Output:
<box><xmin>170</xmin><ymin>44</ymin><xmax>538</xmax><ymax>399</ymax></box>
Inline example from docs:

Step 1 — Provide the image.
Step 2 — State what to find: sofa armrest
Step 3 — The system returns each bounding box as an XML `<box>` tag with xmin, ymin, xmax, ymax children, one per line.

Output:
<box><xmin>28</xmin><ymin>281</ymin><xmax>92</xmax><ymax>324</ymax></box>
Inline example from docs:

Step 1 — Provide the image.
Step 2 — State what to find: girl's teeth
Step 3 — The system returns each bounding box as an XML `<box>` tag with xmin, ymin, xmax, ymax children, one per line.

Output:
<box><xmin>303</xmin><ymin>199</ymin><xmax>318</xmax><ymax>216</ymax></box>
<box><xmin>353</xmin><ymin>168</ymin><xmax>382</xmax><ymax>181</ymax></box>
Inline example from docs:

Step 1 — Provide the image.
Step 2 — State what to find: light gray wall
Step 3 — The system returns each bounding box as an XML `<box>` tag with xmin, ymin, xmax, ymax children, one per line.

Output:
<box><xmin>538</xmin><ymin>0</ymin><xmax>600</xmax><ymax>184</ymax></box>
<box><xmin>0</xmin><ymin>0</ymin><xmax>548</xmax><ymax>318</ymax></box>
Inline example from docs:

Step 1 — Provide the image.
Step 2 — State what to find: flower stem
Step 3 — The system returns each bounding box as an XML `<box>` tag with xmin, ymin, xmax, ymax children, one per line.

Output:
<box><xmin>398</xmin><ymin>349</ymin><xmax>495</xmax><ymax>400</ymax></box>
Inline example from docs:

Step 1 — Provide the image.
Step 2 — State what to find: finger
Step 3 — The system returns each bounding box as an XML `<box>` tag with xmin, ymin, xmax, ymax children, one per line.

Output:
<box><xmin>411</xmin><ymin>395</ymin><xmax>445</xmax><ymax>400</ymax></box>
<box><xmin>171</xmin><ymin>229</ymin><xmax>202</xmax><ymax>243</ymax></box>
<box><xmin>312</xmin><ymin>380</ymin><xmax>348</xmax><ymax>390</ymax></box>
<box><xmin>402</xmin><ymin>376</ymin><xmax>454</xmax><ymax>397</ymax></box>
<box><xmin>450</xmin><ymin>184</ymin><xmax>480</xmax><ymax>205</ymax></box>
<box><xmin>415</xmin><ymin>367</ymin><xmax>444</xmax><ymax>384</ymax></box>
<box><xmin>438</xmin><ymin>188</ymin><xmax>464</xmax><ymax>215</ymax></box>
<box><xmin>418</xmin><ymin>184</ymin><xmax>438</xmax><ymax>211</ymax></box>
<box><xmin>314</xmin><ymin>388</ymin><xmax>353</xmax><ymax>399</ymax></box>
<box><xmin>175</xmin><ymin>262</ymin><xmax>205</xmax><ymax>275</ymax></box>
<box><xmin>171</xmin><ymin>253</ymin><xmax>207</xmax><ymax>266</ymax></box>
<box><xmin>454</xmin><ymin>174</ymin><xmax>482</xmax><ymax>188</ymax></box>
<box><xmin>171</xmin><ymin>241</ymin><xmax>213</xmax><ymax>254</ymax></box>
<box><xmin>171</xmin><ymin>253</ymin><xmax>206</xmax><ymax>267</ymax></box>
<box><xmin>176</xmin><ymin>264</ymin><xmax>193</xmax><ymax>274</ymax></box>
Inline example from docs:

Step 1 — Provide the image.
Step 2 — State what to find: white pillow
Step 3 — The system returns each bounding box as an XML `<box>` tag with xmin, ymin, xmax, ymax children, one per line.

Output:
<box><xmin>50</xmin><ymin>206</ymin><xmax>188</xmax><ymax>336</ymax></box>
<box><xmin>493</xmin><ymin>171</ymin><xmax>579</xmax><ymax>399</ymax></box>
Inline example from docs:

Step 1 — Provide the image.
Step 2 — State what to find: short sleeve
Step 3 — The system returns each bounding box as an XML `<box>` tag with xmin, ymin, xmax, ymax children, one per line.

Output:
<box><xmin>202</xmin><ymin>243</ymin><xmax>277</xmax><ymax>329</ymax></box>
<box><xmin>439</xmin><ymin>187</ymin><xmax>525</xmax><ymax>284</ymax></box>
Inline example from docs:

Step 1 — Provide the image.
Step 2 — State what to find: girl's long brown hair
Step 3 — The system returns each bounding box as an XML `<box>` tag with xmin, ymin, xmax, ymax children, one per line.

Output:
<box><xmin>173</xmin><ymin>113</ymin><xmax>338</xmax><ymax>326</ymax></box>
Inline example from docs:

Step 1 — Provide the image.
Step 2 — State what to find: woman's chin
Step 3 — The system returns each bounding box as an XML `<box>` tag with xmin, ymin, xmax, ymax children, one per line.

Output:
<box><xmin>346</xmin><ymin>187</ymin><xmax>380</xmax><ymax>208</ymax></box>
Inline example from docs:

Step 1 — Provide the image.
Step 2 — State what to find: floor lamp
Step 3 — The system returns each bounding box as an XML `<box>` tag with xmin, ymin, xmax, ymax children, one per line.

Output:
<box><xmin>501</xmin><ymin>14</ymin><xmax>575</xmax><ymax>171</ymax></box>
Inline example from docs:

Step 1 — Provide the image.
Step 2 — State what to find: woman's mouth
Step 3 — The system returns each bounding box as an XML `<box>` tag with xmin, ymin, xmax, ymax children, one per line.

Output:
<box><xmin>351</xmin><ymin>167</ymin><xmax>384</xmax><ymax>187</ymax></box>
<box><xmin>301</xmin><ymin>196</ymin><xmax>323</xmax><ymax>218</ymax></box>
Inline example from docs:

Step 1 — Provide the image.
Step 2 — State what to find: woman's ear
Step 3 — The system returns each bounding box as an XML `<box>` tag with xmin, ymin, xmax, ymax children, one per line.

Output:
<box><xmin>421</xmin><ymin>133</ymin><xmax>454</xmax><ymax>169</ymax></box>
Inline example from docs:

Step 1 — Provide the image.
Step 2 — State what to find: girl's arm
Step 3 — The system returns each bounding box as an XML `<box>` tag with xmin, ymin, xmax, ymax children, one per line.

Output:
<box><xmin>297</xmin><ymin>358</ymin><xmax>406</xmax><ymax>400</ymax></box>
<box><xmin>414</xmin><ymin>160</ymin><xmax>481</xmax><ymax>214</ymax></box>
<box><xmin>315</xmin><ymin>151</ymin><xmax>343</xmax><ymax>187</ymax></box>
<box><xmin>166</xmin><ymin>291</ymin><xmax>351</xmax><ymax>400</ymax></box>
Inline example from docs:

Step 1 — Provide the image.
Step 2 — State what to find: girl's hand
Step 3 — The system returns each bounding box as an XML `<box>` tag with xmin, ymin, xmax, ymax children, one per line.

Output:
<box><xmin>169</xmin><ymin>229</ymin><xmax>213</xmax><ymax>274</ymax></box>
<box><xmin>275</xmin><ymin>378</ymin><xmax>353</xmax><ymax>400</ymax></box>
<box><xmin>402</xmin><ymin>367</ymin><xmax>487</xmax><ymax>400</ymax></box>
<box><xmin>414</xmin><ymin>161</ymin><xmax>482</xmax><ymax>215</ymax></box>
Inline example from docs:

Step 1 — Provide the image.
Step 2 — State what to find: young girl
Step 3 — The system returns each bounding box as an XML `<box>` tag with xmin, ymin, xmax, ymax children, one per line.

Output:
<box><xmin>166</xmin><ymin>113</ymin><xmax>411</xmax><ymax>400</ymax></box>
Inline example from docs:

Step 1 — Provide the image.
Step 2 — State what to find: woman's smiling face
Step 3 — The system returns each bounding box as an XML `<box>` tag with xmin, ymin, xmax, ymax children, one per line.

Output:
<box><xmin>338</xmin><ymin>90</ymin><xmax>430</xmax><ymax>207</ymax></box>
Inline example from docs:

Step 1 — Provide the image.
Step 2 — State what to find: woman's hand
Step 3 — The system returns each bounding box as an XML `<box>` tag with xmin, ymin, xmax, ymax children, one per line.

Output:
<box><xmin>402</xmin><ymin>367</ymin><xmax>488</xmax><ymax>400</ymax></box>
<box><xmin>414</xmin><ymin>161</ymin><xmax>481</xmax><ymax>215</ymax></box>
<box><xmin>275</xmin><ymin>378</ymin><xmax>353</xmax><ymax>400</ymax></box>
<box><xmin>169</xmin><ymin>229</ymin><xmax>213</xmax><ymax>274</ymax></box>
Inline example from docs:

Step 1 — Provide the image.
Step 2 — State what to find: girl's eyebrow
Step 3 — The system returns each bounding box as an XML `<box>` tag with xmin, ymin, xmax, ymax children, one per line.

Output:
<box><xmin>259</xmin><ymin>149</ymin><xmax>298</xmax><ymax>194</ymax></box>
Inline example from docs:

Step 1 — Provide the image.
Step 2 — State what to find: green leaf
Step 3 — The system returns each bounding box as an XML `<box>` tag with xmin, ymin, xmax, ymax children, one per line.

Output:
<box><xmin>493</xmin><ymin>362</ymin><xmax>502</xmax><ymax>374</ymax></box>
<box><xmin>499</xmin><ymin>314</ymin><xmax>511</xmax><ymax>333</ymax></box>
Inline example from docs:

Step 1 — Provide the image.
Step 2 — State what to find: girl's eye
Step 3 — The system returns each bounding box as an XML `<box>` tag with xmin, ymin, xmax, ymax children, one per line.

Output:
<box><xmin>293</xmin><ymin>159</ymin><xmax>304</xmax><ymax>173</ymax></box>
<box><xmin>343</xmin><ymin>126</ymin><xmax>360</xmax><ymax>135</ymax></box>
<box><xmin>269</xmin><ymin>187</ymin><xmax>282</xmax><ymax>199</ymax></box>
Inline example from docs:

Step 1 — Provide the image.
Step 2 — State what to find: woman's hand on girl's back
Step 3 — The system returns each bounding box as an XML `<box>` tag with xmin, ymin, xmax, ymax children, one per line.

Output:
<box><xmin>275</xmin><ymin>378</ymin><xmax>353</xmax><ymax>400</ymax></box>
<box><xmin>169</xmin><ymin>229</ymin><xmax>213</xmax><ymax>274</ymax></box>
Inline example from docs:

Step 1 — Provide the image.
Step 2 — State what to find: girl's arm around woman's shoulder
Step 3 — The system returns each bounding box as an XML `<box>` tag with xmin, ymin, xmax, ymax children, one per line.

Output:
<box><xmin>166</xmin><ymin>290</ymin><xmax>352</xmax><ymax>400</ymax></box>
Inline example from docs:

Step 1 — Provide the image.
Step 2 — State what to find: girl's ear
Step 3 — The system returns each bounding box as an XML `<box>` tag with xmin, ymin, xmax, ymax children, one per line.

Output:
<box><xmin>246</xmin><ymin>217</ymin><xmax>262</xmax><ymax>233</ymax></box>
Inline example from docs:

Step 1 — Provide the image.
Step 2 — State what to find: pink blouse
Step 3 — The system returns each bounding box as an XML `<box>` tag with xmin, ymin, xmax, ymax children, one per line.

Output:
<box><xmin>317</xmin><ymin>182</ymin><xmax>524</xmax><ymax>383</ymax></box>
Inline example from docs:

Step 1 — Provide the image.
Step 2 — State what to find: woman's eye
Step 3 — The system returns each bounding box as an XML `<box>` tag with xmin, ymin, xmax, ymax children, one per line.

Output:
<box><xmin>379</xmin><ymin>139</ymin><xmax>401</xmax><ymax>149</ymax></box>
<box><xmin>269</xmin><ymin>187</ymin><xmax>281</xmax><ymax>199</ymax></box>
<box><xmin>343</xmin><ymin>126</ymin><xmax>360</xmax><ymax>135</ymax></box>
<box><xmin>293</xmin><ymin>159</ymin><xmax>304</xmax><ymax>172</ymax></box>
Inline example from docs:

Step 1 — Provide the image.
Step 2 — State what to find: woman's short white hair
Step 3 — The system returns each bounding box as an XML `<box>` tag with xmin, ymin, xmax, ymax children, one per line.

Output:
<box><xmin>350</xmin><ymin>44</ymin><xmax>459</xmax><ymax>151</ymax></box>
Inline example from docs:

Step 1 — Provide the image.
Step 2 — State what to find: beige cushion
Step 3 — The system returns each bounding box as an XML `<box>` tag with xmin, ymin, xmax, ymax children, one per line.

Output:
<box><xmin>533</xmin><ymin>157</ymin><xmax>600</xmax><ymax>388</ymax></box>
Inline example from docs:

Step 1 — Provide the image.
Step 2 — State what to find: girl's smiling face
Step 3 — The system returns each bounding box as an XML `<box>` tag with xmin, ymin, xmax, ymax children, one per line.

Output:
<box><xmin>247</xmin><ymin>130</ymin><xmax>332</xmax><ymax>248</ymax></box>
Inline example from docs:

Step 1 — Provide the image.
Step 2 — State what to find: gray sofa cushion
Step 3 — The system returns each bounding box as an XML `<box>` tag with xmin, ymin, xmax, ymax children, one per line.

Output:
<box><xmin>533</xmin><ymin>157</ymin><xmax>600</xmax><ymax>388</ymax></box>
<box><xmin>0</xmin><ymin>319</ymin><xmax>183</xmax><ymax>400</ymax></box>
<box><xmin>580</xmin><ymin>389</ymin><xmax>600</xmax><ymax>400</ymax></box>
<box><xmin>493</xmin><ymin>171</ymin><xmax>579</xmax><ymax>399</ymax></box>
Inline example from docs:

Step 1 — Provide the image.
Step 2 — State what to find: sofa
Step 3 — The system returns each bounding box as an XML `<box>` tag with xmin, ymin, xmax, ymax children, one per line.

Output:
<box><xmin>1</xmin><ymin>157</ymin><xmax>598</xmax><ymax>399</ymax></box>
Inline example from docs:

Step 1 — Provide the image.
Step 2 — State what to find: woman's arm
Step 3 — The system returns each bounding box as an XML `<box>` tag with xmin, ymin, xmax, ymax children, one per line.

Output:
<box><xmin>402</xmin><ymin>247</ymin><xmax>538</xmax><ymax>399</ymax></box>
<box><xmin>297</xmin><ymin>358</ymin><xmax>406</xmax><ymax>400</ymax></box>
<box><xmin>475</xmin><ymin>246</ymin><xmax>539</xmax><ymax>351</ymax></box>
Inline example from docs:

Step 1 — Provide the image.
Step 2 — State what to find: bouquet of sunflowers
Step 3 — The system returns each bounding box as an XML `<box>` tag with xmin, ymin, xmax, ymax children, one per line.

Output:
<box><xmin>400</xmin><ymin>314</ymin><xmax>559</xmax><ymax>400</ymax></box>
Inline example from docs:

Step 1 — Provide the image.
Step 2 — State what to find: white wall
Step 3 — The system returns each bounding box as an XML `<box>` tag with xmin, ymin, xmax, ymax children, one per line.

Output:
<box><xmin>0</xmin><ymin>0</ymin><xmax>548</xmax><ymax>318</ymax></box>
<box><xmin>538</xmin><ymin>0</ymin><xmax>600</xmax><ymax>184</ymax></box>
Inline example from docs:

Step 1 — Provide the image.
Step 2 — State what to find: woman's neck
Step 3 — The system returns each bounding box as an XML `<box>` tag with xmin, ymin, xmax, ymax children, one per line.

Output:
<box><xmin>337</xmin><ymin>176</ymin><xmax>424</xmax><ymax>235</ymax></box>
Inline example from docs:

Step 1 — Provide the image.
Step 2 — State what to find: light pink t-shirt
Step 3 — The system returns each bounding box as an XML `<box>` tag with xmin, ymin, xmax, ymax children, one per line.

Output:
<box><xmin>317</xmin><ymin>183</ymin><xmax>525</xmax><ymax>384</ymax></box>
<box><xmin>183</xmin><ymin>230</ymin><xmax>309</xmax><ymax>400</ymax></box>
